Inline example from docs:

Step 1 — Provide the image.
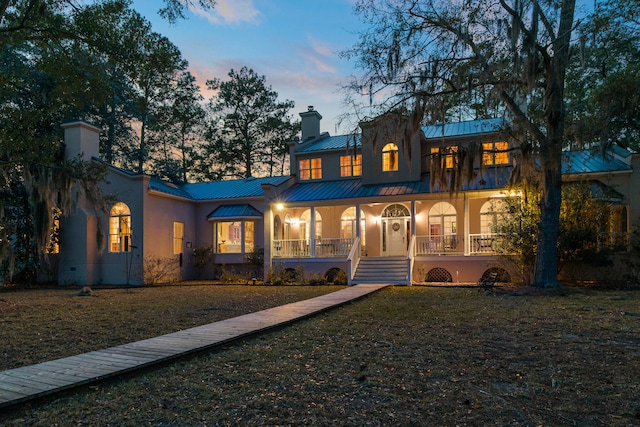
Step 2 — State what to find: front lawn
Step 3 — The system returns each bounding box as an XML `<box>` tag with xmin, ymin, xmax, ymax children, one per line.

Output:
<box><xmin>0</xmin><ymin>285</ymin><xmax>639</xmax><ymax>426</ymax></box>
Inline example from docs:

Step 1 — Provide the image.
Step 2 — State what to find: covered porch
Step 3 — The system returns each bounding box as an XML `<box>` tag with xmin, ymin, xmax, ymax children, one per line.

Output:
<box><xmin>266</xmin><ymin>190</ymin><xmax>510</xmax><ymax>284</ymax></box>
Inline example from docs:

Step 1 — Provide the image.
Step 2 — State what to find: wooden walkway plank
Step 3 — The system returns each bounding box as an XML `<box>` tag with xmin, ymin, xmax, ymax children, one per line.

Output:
<box><xmin>0</xmin><ymin>284</ymin><xmax>388</xmax><ymax>409</ymax></box>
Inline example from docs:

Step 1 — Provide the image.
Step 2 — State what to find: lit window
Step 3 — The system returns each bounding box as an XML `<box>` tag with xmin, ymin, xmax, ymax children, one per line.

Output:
<box><xmin>300</xmin><ymin>209</ymin><xmax>322</xmax><ymax>240</ymax></box>
<box><xmin>299</xmin><ymin>158</ymin><xmax>322</xmax><ymax>180</ymax></box>
<box><xmin>340</xmin><ymin>207</ymin><xmax>366</xmax><ymax>247</ymax></box>
<box><xmin>382</xmin><ymin>143</ymin><xmax>398</xmax><ymax>171</ymax></box>
<box><xmin>340</xmin><ymin>154</ymin><xmax>362</xmax><ymax>177</ymax></box>
<box><xmin>173</xmin><ymin>222</ymin><xmax>184</xmax><ymax>254</ymax></box>
<box><xmin>109</xmin><ymin>202</ymin><xmax>132</xmax><ymax>253</ymax></box>
<box><xmin>480</xmin><ymin>200</ymin><xmax>507</xmax><ymax>234</ymax></box>
<box><xmin>244</xmin><ymin>221</ymin><xmax>254</xmax><ymax>253</ymax></box>
<box><xmin>215</xmin><ymin>221</ymin><xmax>254</xmax><ymax>253</ymax></box>
<box><xmin>47</xmin><ymin>208</ymin><xmax>61</xmax><ymax>254</ymax></box>
<box><xmin>482</xmin><ymin>141</ymin><xmax>509</xmax><ymax>165</ymax></box>
<box><xmin>431</xmin><ymin>146</ymin><xmax>458</xmax><ymax>169</ymax></box>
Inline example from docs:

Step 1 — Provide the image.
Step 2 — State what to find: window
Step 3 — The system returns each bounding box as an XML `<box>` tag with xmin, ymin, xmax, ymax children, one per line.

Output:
<box><xmin>480</xmin><ymin>200</ymin><xmax>507</xmax><ymax>234</ymax></box>
<box><xmin>109</xmin><ymin>202</ymin><xmax>132</xmax><ymax>253</ymax></box>
<box><xmin>299</xmin><ymin>158</ymin><xmax>322</xmax><ymax>180</ymax></box>
<box><xmin>46</xmin><ymin>208</ymin><xmax>61</xmax><ymax>254</ymax></box>
<box><xmin>215</xmin><ymin>220</ymin><xmax>255</xmax><ymax>253</ymax></box>
<box><xmin>244</xmin><ymin>221</ymin><xmax>254</xmax><ymax>252</ymax></box>
<box><xmin>173</xmin><ymin>222</ymin><xmax>184</xmax><ymax>254</ymax></box>
<box><xmin>341</xmin><ymin>207</ymin><xmax>366</xmax><ymax>246</ymax></box>
<box><xmin>429</xmin><ymin>202</ymin><xmax>457</xmax><ymax>236</ymax></box>
<box><xmin>431</xmin><ymin>146</ymin><xmax>458</xmax><ymax>169</ymax></box>
<box><xmin>300</xmin><ymin>209</ymin><xmax>322</xmax><ymax>240</ymax></box>
<box><xmin>340</xmin><ymin>154</ymin><xmax>362</xmax><ymax>177</ymax></box>
<box><xmin>382</xmin><ymin>143</ymin><xmax>398</xmax><ymax>171</ymax></box>
<box><xmin>482</xmin><ymin>141</ymin><xmax>509</xmax><ymax>165</ymax></box>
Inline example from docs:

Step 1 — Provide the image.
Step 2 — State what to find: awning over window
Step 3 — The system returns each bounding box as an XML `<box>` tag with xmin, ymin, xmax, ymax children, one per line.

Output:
<box><xmin>207</xmin><ymin>204</ymin><xmax>263</xmax><ymax>221</ymax></box>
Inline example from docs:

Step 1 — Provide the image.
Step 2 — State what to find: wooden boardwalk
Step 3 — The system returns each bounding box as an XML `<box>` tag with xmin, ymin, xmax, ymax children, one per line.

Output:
<box><xmin>0</xmin><ymin>284</ymin><xmax>388</xmax><ymax>409</ymax></box>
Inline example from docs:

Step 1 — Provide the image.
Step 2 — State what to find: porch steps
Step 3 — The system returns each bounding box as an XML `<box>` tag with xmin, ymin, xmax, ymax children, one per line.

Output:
<box><xmin>352</xmin><ymin>257</ymin><xmax>408</xmax><ymax>285</ymax></box>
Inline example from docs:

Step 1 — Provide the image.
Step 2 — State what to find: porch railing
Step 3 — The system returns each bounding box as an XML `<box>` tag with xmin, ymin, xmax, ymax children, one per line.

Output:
<box><xmin>414</xmin><ymin>234</ymin><xmax>465</xmax><ymax>255</ymax></box>
<box><xmin>273</xmin><ymin>238</ymin><xmax>355</xmax><ymax>258</ymax></box>
<box><xmin>468</xmin><ymin>233</ymin><xmax>503</xmax><ymax>255</ymax></box>
<box><xmin>272</xmin><ymin>239</ymin><xmax>309</xmax><ymax>258</ymax></box>
<box><xmin>407</xmin><ymin>235</ymin><xmax>416</xmax><ymax>285</ymax></box>
<box><xmin>315</xmin><ymin>238</ymin><xmax>354</xmax><ymax>257</ymax></box>
<box><xmin>347</xmin><ymin>236</ymin><xmax>361</xmax><ymax>286</ymax></box>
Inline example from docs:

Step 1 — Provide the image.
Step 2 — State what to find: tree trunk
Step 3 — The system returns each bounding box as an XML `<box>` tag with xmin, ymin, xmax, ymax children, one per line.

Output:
<box><xmin>532</xmin><ymin>156</ymin><xmax>562</xmax><ymax>288</ymax></box>
<box><xmin>532</xmin><ymin>0</ymin><xmax>576</xmax><ymax>288</ymax></box>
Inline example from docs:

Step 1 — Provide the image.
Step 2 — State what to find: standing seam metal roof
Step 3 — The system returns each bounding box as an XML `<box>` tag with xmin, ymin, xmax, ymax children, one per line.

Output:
<box><xmin>295</xmin><ymin>118</ymin><xmax>506</xmax><ymax>154</ymax></box>
<box><xmin>149</xmin><ymin>175</ymin><xmax>290</xmax><ymax>200</ymax></box>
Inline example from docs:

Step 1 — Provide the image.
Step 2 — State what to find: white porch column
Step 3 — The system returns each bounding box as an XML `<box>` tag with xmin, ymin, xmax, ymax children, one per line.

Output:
<box><xmin>464</xmin><ymin>193</ymin><xmax>470</xmax><ymax>255</ymax></box>
<box><xmin>310</xmin><ymin>206</ymin><xmax>316</xmax><ymax>257</ymax></box>
<box><xmin>355</xmin><ymin>204</ymin><xmax>361</xmax><ymax>238</ymax></box>
<box><xmin>410</xmin><ymin>200</ymin><xmax>416</xmax><ymax>236</ymax></box>
<box><xmin>263</xmin><ymin>205</ymin><xmax>272</xmax><ymax>280</ymax></box>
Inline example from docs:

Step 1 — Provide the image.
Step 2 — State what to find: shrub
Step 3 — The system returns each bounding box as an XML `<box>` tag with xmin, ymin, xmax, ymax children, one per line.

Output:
<box><xmin>245</xmin><ymin>247</ymin><xmax>264</xmax><ymax>279</ymax></box>
<box><xmin>219</xmin><ymin>266</ymin><xmax>247</xmax><ymax>284</ymax></box>
<box><xmin>306</xmin><ymin>272</ymin><xmax>327</xmax><ymax>286</ymax></box>
<box><xmin>193</xmin><ymin>245</ymin><xmax>213</xmax><ymax>279</ymax></box>
<box><xmin>144</xmin><ymin>256</ymin><xmax>180</xmax><ymax>285</ymax></box>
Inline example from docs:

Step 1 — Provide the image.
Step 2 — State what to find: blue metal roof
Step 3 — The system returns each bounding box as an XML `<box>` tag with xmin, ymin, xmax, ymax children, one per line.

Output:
<box><xmin>279</xmin><ymin>169</ymin><xmax>511</xmax><ymax>203</ymax></box>
<box><xmin>562</xmin><ymin>149</ymin><xmax>631</xmax><ymax>174</ymax></box>
<box><xmin>279</xmin><ymin>147</ymin><xmax>630</xmax><ymax>204</ymax></box>
<box><xmin>296</xmin><ymin>134</ymin><xmax>362</xmax><ymax>153</ymax></box>
<box><xmin>207</xmin><ymin>204</ymin><xmax>263</xmax><ymax>220</ymax></box>
<box><xmin>422</xmin><ymin>118</ymin><xmax>506</xmax><ymax>139</ymax></box>
<box><xmin>149</xmin><ymin>177</ymin><xmax>193</xmax><ymax>199</ymax></box>
<box><xmin>170</xmin><ymin>176</ymin><xmax>289</xmax><ymax>200</ymax></box>
<box><xmin>296</xmin><ymin>118</ymin><xmax>506</xmax><ymax>153</ymax></box>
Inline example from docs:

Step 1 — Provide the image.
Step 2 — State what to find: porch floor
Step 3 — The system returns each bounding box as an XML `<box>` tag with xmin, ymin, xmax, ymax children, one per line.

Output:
<box><xmin>0</xmin><ymin>284</ymin><xmax>389</xmax><ymax>409</ymax></box>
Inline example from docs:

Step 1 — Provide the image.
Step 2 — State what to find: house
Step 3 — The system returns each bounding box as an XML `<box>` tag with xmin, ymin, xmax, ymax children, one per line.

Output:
<box><xmin>54</xmin><ymin>107</ymin><xmax>640</xmax><ymax>286</ymax></box>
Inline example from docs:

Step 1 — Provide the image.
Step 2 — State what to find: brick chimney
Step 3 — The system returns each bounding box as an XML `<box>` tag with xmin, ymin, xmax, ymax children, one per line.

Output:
<box><xmin>299</xmin><ymin>106</ymin><xmax>322</xmax><ymax>141</ymax></box>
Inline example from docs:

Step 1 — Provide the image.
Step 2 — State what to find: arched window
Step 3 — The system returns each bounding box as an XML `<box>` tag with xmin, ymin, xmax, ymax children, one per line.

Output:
<box><xmin>284</xmin><ymin>214</ymin><xmax>292</xmax><ymax>240</ymax></box>
<box><xmin>382</xmin><ymin>143</ymin><xmax>398</xmax><ymax>171</ymax></box>
<box><xmin>274</xmin><ymin>215</ymin><xmax>282</xmax><ymax>239</ymax></box>
<box><xmin>340</xmin><ymin>207</ymin><xmax>366</xmax><ymax>246</ymax></box>
<box><xmin>480</xmin><ymin>199</ymin><xmax>507</xmax><ymax>235</ymax></box>
<box><xmin>300</xmin><ymin>209</ymin><xmax>322</xmax><ymax>240</ymax></box>
<box><xmin>382</xmin><ymin>203</ymin><xmax>410</xmax><ymax>218</ymax></box>
<box><xmin>109</xmin><ymin>202</ymin><xmax>132</xmax><ymax>253</ymax></box>
<box><xmin>429</xmin><ymin>202</ymin><xmax>457</xmax><ymax>236</ymax></box>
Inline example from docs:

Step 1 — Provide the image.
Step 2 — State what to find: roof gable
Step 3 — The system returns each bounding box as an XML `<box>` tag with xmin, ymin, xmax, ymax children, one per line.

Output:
<box><xmin>207</xmin><ymin>204</ymin><xmax>263</xmax><ymax>220</ymax></box>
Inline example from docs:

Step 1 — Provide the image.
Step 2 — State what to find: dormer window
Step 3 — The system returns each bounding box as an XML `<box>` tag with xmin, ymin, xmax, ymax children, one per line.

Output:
<box><xmin>340</xmin><ymin>154</ymin><xmax>362</xmax><ymax>177</ymax></box>
<box><xmin>482</xmin><ymin>141</ymin><xmax>509</xmax><ymax>165</ymax></box>
<box><xmin>299</xmin><ymin>158</ymin><xmax>322</xmax><ymax>180</ymax></box>
<box><xmin>382</xmin><ymin>143</ymin><xmax>398</xmax><ymax>171</ymax></box>
<box><xmin>431</xmin><ymin>146</ymin><xmax>458</xmax><ymax>169</ymax></box>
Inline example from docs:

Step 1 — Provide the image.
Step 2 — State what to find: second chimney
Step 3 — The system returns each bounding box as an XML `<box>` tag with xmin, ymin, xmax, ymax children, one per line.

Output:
<box><xmin>299</xmin><ymin>106</ymin><xmax>322</xmax><ymax>141</ymax></box>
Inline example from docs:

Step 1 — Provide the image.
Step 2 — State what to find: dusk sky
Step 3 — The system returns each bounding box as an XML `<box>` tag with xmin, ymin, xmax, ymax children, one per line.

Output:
<box><xmin>131</xmin><ymin>0</ymin><xmax>367</xmax><ymax>135</ymax></box>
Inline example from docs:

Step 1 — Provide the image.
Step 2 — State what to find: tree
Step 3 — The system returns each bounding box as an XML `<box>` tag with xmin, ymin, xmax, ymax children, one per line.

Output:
<box><xmin>345</xmin><ymin>0</ymin><xmax>582</xmax><ymax>287</ymax></box>
<box><xmin>0</xmin><ymin>0</ymin><xmax>216</xmax><ymax>30</ymax></box>
<box><xmin>0</xmin><ymin>0</ymin><xmax>199</xmax><ymax>283</ymax></box>
<box><xmin>152</xmin><ymin>71</ymin><xmax>205</xmax><ymax>183</ymax></box>
<box><xmin>494</xmin><ymin>182</ymin><xmax>616</xmax><ymax>285</ymax></box>
<box><xmin>205</xmin><ymin>67</ymin><xmax>297</xmax><ymax>179</ymax></box>
<box><xmin>565</xmin><ymin>0</ymin><xmax>640</xmax><ymax>151</ymax></box>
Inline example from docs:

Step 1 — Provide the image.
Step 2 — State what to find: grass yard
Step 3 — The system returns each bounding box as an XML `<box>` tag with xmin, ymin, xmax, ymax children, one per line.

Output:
<box><xmin>0</xmin><ymin>284</ymin><xmax>639</xmax><ymax>426</ymax></box>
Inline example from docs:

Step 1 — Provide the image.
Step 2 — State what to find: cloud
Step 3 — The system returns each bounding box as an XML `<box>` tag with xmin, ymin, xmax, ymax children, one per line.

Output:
<box><xmin>190</xmin><ymin>0</ymin><xmax>261</xmax><ymax>24</ymax></box>
<box><xmin>297</xmin><ymin>37</ymin><xmax>338</xmax><ymax>74</ymax></box>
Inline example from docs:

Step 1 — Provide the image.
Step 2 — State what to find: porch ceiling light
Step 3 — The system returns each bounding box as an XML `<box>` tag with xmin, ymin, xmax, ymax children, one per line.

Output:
<box><xmin>275</xmin><ymin>203</ymin><xmax>284</xmax><ymax>210</ymax></box>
